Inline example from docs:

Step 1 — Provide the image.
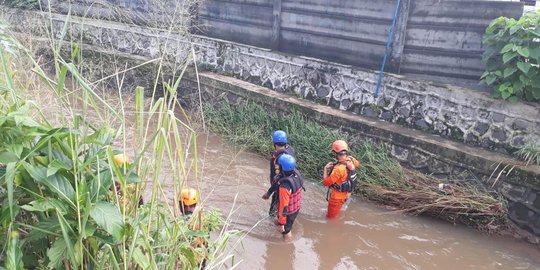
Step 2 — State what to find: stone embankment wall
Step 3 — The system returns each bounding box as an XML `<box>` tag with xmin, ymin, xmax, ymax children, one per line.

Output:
<box><xmin>1</xmin><ymin>8</ymin><xmax>539</xmax><ymax>239</ymax></box>
<box><xmin>34</xmin><ymin>2</ymin><xmax>539</xmax><ymax>153</ymax></box>
<box><xmin>193</xmin><ymin>37</ymin><xmax>540</xmax><ymax>156</ymax></box>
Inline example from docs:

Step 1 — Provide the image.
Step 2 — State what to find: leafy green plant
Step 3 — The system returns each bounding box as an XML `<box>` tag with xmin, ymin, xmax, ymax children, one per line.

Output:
<box><xmin>0</xmin><ymin>16</ymin><xmax>238</xmax><ymax>270</ymax></box>
<box><xmin>481</xmin><ymin>11</ymin><xmax>540</xmax><ymax>102</ymax></box>
<box><xmin>1</xmin><ymin>58</ymin><xmax>112</xmax><ymax>268</ymax></box>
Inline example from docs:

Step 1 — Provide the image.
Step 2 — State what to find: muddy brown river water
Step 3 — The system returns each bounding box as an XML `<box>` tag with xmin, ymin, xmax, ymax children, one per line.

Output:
<box><xmin>169</xmin><ymin>133</ymin><xmax>540</xmax><ymax>270</ymax></box>
<box><xmin>35</xmin><ymin>86</ymin><xmax>539</xmax><ymax>270</ymax></box>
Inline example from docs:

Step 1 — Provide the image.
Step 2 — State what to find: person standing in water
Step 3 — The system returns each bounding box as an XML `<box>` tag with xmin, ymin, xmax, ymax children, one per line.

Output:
<box><xmin>262</xmin><ymin>130</ymin><xmax>296</xmax><ymax>216</ymax></box>
<box><xmin>274</xmin><ymin>154</ymin><xmax>304</xmax><ymax>241</ymax></box>
<box><xmin>323</xmin><ymin>140</ymin><xmax>359</xmax><ymax>219</ymax></box>
<box><xmin>176</xmin><ymin>188</ymin><xmax>221</xmax><ymax>269</ymax></box>
<box><xmin>112</xmin><ymin>153</ymin><xmax>143</xmax><ymax>207</ymax></box>
<box><xmin>178</xmin><ymin>187</ymin><xmax>199</xmax><ymax>216</ymax></box>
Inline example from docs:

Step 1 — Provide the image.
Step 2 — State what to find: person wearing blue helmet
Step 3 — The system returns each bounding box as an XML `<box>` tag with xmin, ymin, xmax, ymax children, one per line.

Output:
<box><xmin>273</xmin><ymin>154</ymin><xmax>304</xmax><ymax>241</ymax></box>
<box><xmin>262</xmin><ymin>130</ymin><xmax>296</xmax><ymax>216</ymax></box>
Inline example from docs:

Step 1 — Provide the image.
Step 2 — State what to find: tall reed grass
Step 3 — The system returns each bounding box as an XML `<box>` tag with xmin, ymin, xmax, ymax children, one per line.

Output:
<box><xmin>0</xmin><ymin>2</ymin><xmax>241</xmax><ymax>268</ymax></box>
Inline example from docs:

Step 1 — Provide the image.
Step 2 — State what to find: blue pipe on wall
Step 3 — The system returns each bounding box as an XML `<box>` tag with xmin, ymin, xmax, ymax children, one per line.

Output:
<box><xmin>374</xmin><ymin>0</ymin><xmax>402</xmax><ymax>98</ymax></box>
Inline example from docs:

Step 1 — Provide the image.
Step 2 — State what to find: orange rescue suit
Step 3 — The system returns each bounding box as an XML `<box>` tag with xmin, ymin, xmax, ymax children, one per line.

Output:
<box><xmin>323</xmin><ymin>156</ymin><xmax>359</xmax><ymax>218</ymax></box>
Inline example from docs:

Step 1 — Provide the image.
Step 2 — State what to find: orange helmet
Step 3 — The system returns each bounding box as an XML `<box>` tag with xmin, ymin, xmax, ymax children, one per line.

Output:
<box><xmin>178</xmin><ymin>188</ymin><xmax>199</xmax><ymax>206</ymax></box>
<box><xmin>331</xmin><ymin>140</ymin><xmax>349</xmax><ymax>153</ymax></box>
<box><xmin>113</xmin><ymin>153</ymin><xmax>130</xmax><ymax>166</ymax></box>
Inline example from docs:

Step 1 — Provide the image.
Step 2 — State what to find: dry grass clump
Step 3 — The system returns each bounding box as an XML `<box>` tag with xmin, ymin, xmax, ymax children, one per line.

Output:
<box><xmin>363</xmin><ymin>170</ymin><xmax>508</xmax><ymax>234</ymax></box>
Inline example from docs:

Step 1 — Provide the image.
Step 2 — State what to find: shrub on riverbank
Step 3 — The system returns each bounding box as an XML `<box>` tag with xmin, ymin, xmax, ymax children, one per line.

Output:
<box><xmin>203</xmin><ymin>101</ymin><xmax>509</xmax><ymax>233</ymax></box>
<box><xmin>481</xmin><ymin>11</ymin><xmax>540</xmax><ymax>102</ymax></box>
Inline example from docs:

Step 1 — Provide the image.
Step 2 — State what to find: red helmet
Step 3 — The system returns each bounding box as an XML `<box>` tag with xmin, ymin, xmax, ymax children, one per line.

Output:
<box><xmin>332</xmin><ymin>140</ymin><xmax>349</xmax><ymax>153</ymax></box>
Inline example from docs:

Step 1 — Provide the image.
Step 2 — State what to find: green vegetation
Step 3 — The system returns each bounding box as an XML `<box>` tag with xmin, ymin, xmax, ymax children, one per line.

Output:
<box><xmin>489</xmin><ymin>143</ymin><xmax>540</xmax><ymax>188</ymax></box>
<box><xmin>203</xmin><ymin>102</ymin><xmax>403</xmax><ymax>189</ymax></box>
<box><xmin>481</xmin><ymin>11</ymin><xmax>540</xmax><ymax>102</ymax></box>
<box><xmin>0</xmin><ymin>19</ymin><xmax>237</xmax><ymax>270</ymax></box>
<box><xmin>515</xmin><ymin>143</ymin><xmax>540</xmax><ymax>166</ymax></box>
<box><xmin>203</xmin><ymin>101</ymin><xmax>509</xmax><ymax>233</ymax></box>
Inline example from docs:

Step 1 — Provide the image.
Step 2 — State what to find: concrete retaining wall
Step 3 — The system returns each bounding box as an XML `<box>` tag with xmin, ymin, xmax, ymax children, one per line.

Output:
<box><xmin>39</xmin><ymin>0</ymin><xmax>193</xmax><ymax>30</ymax></box>
<box><xmin>3</xmin><ymin>9</ymin><xmax>538</xmax><ymax>155</ymax></box>
<box><xmin>199</xmin><ymin>0</ymin><xmax>274</xmax><ymax>48</ymax></box>
<box><xmin>38</xmin><ymin>0</ymin><xmax>524</xmax><ymax>80</ymax></box>
<box><xmin>197</xmin><ymin>0</ymin><xmax>524</xmax><ymax>79</ymax></box>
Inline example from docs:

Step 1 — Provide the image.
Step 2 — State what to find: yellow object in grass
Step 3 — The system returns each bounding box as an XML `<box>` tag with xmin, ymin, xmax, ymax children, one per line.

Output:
<box><xmin>114</xmin><ymin>153</ymin><xmax>130</xmax><ymax>166</ymax></box>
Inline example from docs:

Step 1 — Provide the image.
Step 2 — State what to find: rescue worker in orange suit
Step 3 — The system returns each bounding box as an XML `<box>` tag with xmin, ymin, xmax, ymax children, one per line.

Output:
<box><xmin>177</xmin><ymin>188</ymin><xmax>212</xmax><ymax>269</ymax></box>
<box><xmin>262</xmin><ymin>130</ymin><xmax>296</xmax><ymax>216</ymax></box>
<box><xmin>323</xmin><ymin>140</ymin><xmax>360</xmax><ymax>219</ymax></box>
<box><xmin>178</xmin><ymin>188</ymin><xmax>199</xmax><ymax>216</ymax></box>
<box><xmin>273</xmin><ymin>154</ymin><xmax>304</xmax><ymax>241</ymax></box>
<box><xmin>111</xmin><ymin>154</ymin><xmax>143</xmax><ymax>207</ymax></box>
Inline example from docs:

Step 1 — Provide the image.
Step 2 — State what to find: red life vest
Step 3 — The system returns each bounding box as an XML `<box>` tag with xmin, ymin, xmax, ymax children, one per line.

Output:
<box><xmin>278</xmin><ymin>170</ymin><xmax>304</xmax><ymax>215</ymax></box>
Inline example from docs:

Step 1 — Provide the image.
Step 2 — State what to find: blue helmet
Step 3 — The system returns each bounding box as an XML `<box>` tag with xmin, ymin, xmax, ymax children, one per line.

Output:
<box><xmin>278</xmin><ymin>154</ymin><xmax>296</xmax><ymax>172</ymax></box>
<box><xmin>272</xmin><ymin>130</ymin><xmax>288</xmax><ymax>144</ymax></box>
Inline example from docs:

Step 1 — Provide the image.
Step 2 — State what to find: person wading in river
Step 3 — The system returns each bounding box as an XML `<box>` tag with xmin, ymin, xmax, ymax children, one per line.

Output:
<box><xmin>179</xmin><ymin>187</ymin><xmax>199</xmax><ymax>216</ymax></box>
<box><xmin>176</xmin><ymin>188</ymin><xmax>220</xmax><ymax>269</ymax></box>
<box><xmin>262</xmin><ymin>130</ymin><xmax>296</xmax><ymax>216</ymax></box>
<box><xmin>323</xmin><ymin>140</ymin><xmax>359</xmax><ymax>219</ymax></box>
<box><xmin>111</xmin><ymin>153</ymin><xmax>143</xmax><ymax>207</ymax></box>
<box><xmin>177</xmin><ymin>188</ymin><xmax>221</xmax><ymax>236</ymax></box>
<box><xmin>274</xmin><ymin>154</ymin><xmax>304</xmax><ymax>241</ymax></box>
